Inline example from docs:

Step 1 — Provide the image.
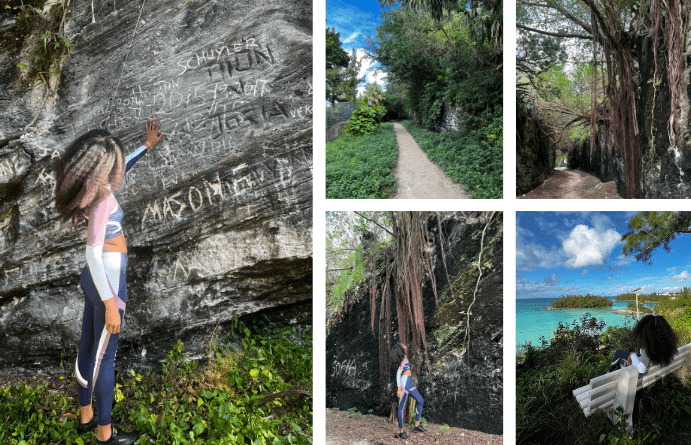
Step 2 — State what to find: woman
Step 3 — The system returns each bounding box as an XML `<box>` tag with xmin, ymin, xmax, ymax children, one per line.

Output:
<box><xmin>391</xmin><ymin>343</ymin><xmax>426</xmax><ymax>440</ymax></box>
<box><xmin>54</xmin><ymin>119</ymin><xmax>164</xmax><ymax>445</ymax></box>
<box><xmin>608</xmin><ymin>314</ymin><xmax>678</xmax><ymax>374</ymax></box>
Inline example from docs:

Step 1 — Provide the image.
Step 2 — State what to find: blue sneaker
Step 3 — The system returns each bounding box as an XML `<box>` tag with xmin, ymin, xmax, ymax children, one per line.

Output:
<box><xmin>414</xmin><ymin>425</ymin><xmax>427</xmax><ymax>433</ymax></box>
<box><xmin>399</xmin><ymin>431</ymin><xmax>409</xmax><ymax>439</ymax></box>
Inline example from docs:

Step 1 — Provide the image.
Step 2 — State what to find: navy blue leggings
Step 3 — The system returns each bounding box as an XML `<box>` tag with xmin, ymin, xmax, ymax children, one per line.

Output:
<box><xmin>608</xmin><ymin>349</ymin><xmax>630</xmax><ymax>372</ymax></box>
<box><xmin>76</xmin><ymin>253</ymin><xmax>127</xmax><ymax>426</ymax></box>
<box><xmin>398</xmin><ymin>375</ymin><xmax>424</xmax><ymax>429</ymax></box>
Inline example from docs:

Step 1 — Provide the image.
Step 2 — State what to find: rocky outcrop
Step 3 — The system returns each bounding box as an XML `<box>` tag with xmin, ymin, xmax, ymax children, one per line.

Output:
<box><xmin>0</xmin><ymin>0</ymin><xmax>312</xmax><ymax>373</ymax></box>
<box><xmin>326</xmin><ymin>213</ymin><xmax>503</xmax><ymax>435</ymax></box>
<box><xmin>516</xmin><ymin>101</ymin><xmax>554</xmax><ymax>196</ymax></box>
<box><xmin>566</xmin><ymin>6</ymin><xmax>691</xmax><ymax>199</ymax></box>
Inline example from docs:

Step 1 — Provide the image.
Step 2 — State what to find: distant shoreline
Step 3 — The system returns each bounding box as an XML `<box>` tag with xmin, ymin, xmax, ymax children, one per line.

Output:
<box><xmin>613</xmin><ymin>309</ymin><xmax>653</xmax><ymax>315</ymax></box>
<box><xmin>540</xmin><ymin>305</ymin><xmax>610</xmax><ymax>311</ymax></box>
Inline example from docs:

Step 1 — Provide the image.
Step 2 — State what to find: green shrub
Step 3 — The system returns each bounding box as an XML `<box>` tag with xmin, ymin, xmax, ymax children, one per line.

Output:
<box><xmin>0</xmin><ymin>320</ymin><xmax>313</xmax><ymax>445</ymax></box>
<box><xmin>326</xmin><ymin>123</ymin><xmax>398</xmax><ymax>199</ymax></box>
<box><xmin>400</xmin><ymin>120</ymin><xmax>502</xmax><ymax>199</ymax></box>
<box><xmin>517</xmin><ymin>315</ymin><xmax>691</xmax><ymax>445</ymax></box>
<box><xmin>343</xmin><ymin>105</ymin><xmax>387</xmax><ymax>136</ymax></box>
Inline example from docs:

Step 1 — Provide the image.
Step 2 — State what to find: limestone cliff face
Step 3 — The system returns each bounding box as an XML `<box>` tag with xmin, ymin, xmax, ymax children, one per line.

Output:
<box><xmin>516</xmin><ymin>102</ymin><xmax>554</xmax><ymax>196</ymax></box>
<box><xmin>326</xmin><ymin>213</ymin><xmax>503</xmax><ymax>435</ymax></box>
<box><xmin>0</xmin><ymin>0</ymin><xmax>312</xmax><ymax>373</ymax></box>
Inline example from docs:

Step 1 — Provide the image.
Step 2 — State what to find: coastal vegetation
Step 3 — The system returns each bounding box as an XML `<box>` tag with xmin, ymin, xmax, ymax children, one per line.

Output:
<box><xmin>548</xmin><ymin>294</ymin><xmax>612</xmax><ymax>309</ymax></box>
<box><xmin>625</xmin><ymin>301</ymin><xmax>653</xmax><ymax>314</ymax></box>
<box><xmin>517</xmin><ymin>314</ymin><xmax>691</xmax><ymax>444</ymax></box>
<box><xmin>615</xmin><ymin>293</ymin><xmax>666</xmax><ymax>302</ymax></box>
<box><xmin>519</xmin><ymin>212</ymin><xmax>691</xmax><ymax>444</ymax></box>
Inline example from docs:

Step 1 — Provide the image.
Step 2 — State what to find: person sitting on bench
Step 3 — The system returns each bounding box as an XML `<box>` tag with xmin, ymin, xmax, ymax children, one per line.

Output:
<box><xmin>608</xmin><ymin>315</ymin><xmax>678</xmax><ymax>375</ymax></box>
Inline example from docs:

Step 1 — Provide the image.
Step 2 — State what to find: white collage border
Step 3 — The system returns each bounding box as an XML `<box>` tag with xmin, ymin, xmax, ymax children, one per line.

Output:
<box><xmin>310</xmin><ymin>3</ymin><xmax>689</xmax><ymax>442</ymax></box>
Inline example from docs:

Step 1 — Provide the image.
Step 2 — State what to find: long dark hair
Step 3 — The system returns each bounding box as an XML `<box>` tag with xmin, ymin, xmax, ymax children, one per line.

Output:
<box><xmin>54</xmin><ymin>129</ymin><xmax>125</xmax><ymax>227</ymax></box>
<box><xmin>632</xmin><ymin>315</ymin><xmax>678</xmax><ymax>366</ymax></box>
<box><xmin>391</xmin><ymin>344</ymin><xmax>406</xmax><ymax>367</ymax></box>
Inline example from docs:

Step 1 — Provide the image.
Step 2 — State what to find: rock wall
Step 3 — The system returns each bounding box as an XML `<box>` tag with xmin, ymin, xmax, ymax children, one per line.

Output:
<box><xmin>408</xmin><ymin>102</ymin><xmax>465</xmax><ymax>133</ymax></box>
<box><xmin>516</xmin><ymin>101</ymin><xmax>554</xmax><ymax>196</ymax></box>
<box><xmin>566</xmin><ymin>6</ymin><xmax>691</xmax><ymax>199</ymax></box>
<box><xmin>436</xmin><ymin>102</ymin><xmax>463</xmax><ymax>133</ymax></box>
<box><xmin>0</xmin><ymin>0</ymin><xmax>312</xmax><ymax>373</ymax></box>
<box><xmin>326</xmin><ymin>213</ymin><xmax>503</xmax><ymax>435</ymax></box>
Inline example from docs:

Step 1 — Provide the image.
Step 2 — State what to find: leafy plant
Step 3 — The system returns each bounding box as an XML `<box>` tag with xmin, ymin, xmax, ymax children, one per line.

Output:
<box><xmin>343</xmin><ymin>105</ymin><xmax>387</xmax><ymax>136</ymax></box>
<box><xmin>326</xmin><ymin>123</ymin><xmax>398</xmax><ymax>199</ymax></box>
<box><xmin>0</xmin><ymin>320</ymin><xmax>313</xmax><ymax>444</ymax></box>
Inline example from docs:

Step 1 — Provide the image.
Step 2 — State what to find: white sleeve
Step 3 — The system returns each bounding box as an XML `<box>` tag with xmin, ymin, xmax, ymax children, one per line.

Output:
<box><xmin>396</xmin><ymin>368</ymin><xmax>402</xmax><ymax>388</ymax></box>
<box><xmin>630</xmin><ymin>352</ymin><xmax>647</xmax><ymax>374</ymax></box>
<box><xmin>86</xmin><ymin>245</ymin><xmax>116</xmax><ymax>301</ymax></box>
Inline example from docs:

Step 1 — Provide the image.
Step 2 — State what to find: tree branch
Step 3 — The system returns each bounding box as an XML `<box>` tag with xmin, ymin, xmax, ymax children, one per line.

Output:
<box><xmin>354</xmin><ymin>211</ymin><xmax>394</xmax><ymax>236</ymax></box>
<box><xmin>517</xmin><ymin>23</ymin><xmax>592</xmax><ymax>40</ymax></box>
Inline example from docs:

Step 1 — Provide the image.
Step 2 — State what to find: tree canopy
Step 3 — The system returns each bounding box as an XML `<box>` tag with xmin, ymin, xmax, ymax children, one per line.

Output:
<box><xmin>622</xmin><ymin>212</ymin><xmax>691</xmax><ymax>264</ymax></box>
<box><xmin>326</xmin><ymin>27</ymin><xmax>350</xmax><ymax>69</ymax></box>
<box><xmin>368</xmin><ymin>6</ymin><xmax>501</xmax><ymax>130</ymax></box>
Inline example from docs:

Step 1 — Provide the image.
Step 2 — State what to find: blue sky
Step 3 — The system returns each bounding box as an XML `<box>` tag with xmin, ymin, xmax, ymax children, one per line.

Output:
<box><xmin>326</xmin><ymin>0</ymin><xmax>389</xmax><ymax>94</ymax></box>
<box><xmin>517</xmin><ymin>212</ymin><xmax>691</xmax><ymax>299</ymax></box>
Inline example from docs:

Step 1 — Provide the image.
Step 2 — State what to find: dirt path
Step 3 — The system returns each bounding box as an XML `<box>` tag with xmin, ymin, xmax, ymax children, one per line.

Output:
<box><xmin>326</xmin><ymin>409</ymin><xmax>502</xmax><ymax>445</ymax></box>
<box><xmin>519</xmin><ymin>167</ymin><xmax>622</xmax><ymax>199</ymax></box>
<box><xmin>390</xmin><ymin>122</ymin><xmax>469</xmax><ymax>199</ymax></box>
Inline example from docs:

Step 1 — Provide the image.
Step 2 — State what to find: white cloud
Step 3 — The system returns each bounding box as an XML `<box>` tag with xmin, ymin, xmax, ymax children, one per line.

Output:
<box><xmin>581</xmin><ymin>269</ymin><xmax>588</xmax><ymax>276</ymax></box>
<box><xmin>671</xmin><ymin>271</ymin><xmax>689</xmax><ymax>283</ymax></box>
<box><xmin>516</xmin><ymin>277</ymin><xmax>579</xmax><ymax>298</ymax></box>
<box><xmin>563</xmin><ymin>225</ymin><xmax>621</xmax><ymax>269</ymax></box>
<box><xmin>343</xmin><ymin>32</ymin><xmax>359</xmax><ymax>44</ymax></box>
<box><xmin>544</xmin><ymin>273</ymin><xmax>560</xmax><ymax>285</ymax></box>
<box><xmin>516</xmin><ymin>242</ymin><xmax>565</xmax><ymax>272</ymax></box>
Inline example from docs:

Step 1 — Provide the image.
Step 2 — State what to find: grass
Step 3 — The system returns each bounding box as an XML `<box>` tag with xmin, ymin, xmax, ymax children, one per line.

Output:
<box><xmin>326</xmin><ymin>122</ymin><xmax>398</xmax><ymax>199</ymax></box>
<box><xmin>400</xmin><ymin>120</ymin><xmax>502</xmax><ymax>199</ymax></box>
<box><xmin>0</xmin><ymin>318</ymin><xmax>313</xmax><ymax>445</ymax></box>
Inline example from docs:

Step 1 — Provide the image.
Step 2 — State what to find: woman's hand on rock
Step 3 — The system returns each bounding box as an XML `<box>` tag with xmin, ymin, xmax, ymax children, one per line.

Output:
<box><xmin>143</xmin><ymin>117</ymin><xmax>165</xmax><ymax>150</ymax></box>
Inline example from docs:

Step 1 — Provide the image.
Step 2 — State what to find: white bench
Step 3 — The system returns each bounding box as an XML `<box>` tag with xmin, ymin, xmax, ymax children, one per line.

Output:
<box><xmin>573</xmin><ymin>343</ymin><xmax>691</xmax><ymax>432</ymax></box>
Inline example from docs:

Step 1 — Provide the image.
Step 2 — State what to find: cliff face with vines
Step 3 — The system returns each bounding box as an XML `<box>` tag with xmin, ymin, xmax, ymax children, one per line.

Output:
<box><xmin>516</xmin><ymin>101</ymin><xmax>554</xmax><ymax>196</ymax></box>
<box><xmin>326</xmin><ymin>213</ymin><xmax>503</xmax><ymax>434</ymax></box>
<box><xmin>567</xmin><ymin>2</ymin><xmax>691</xmax><ymax>198</ymax></box>
<box><xmin>0</xmin><ymin>0</ymin><xmax>312</xmax><ymax>373</ymax></box>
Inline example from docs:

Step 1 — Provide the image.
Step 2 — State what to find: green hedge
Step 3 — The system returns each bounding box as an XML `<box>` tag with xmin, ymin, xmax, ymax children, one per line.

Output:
<box><xmin>326</xmin><ymin>123</ymin><xmax>398</xmax><ymax>199</ymax></box>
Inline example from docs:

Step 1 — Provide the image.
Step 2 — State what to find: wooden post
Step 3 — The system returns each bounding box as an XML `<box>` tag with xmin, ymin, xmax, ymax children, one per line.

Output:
<box><xmin>608</xmin><ymin>366</ymin><xmax>638</xmax><ymax>433</ymax></box>
<box><xmin>682</xmin><ymin>346</ymin><xmax>691</xmax><ymax>375</ymax></box>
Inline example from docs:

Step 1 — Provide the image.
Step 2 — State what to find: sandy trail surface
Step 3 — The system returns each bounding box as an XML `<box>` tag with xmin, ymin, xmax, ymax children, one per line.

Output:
<box><xmin>519</xmin><ymin>167</ymin><xmax>622</xmax><ymax>199</ymax></box>
<box><xmin>326</xmin><ymin>409</ymin><xmax>502</xmax><ymax>445</ymax></box>
<box><xmin>389</xmin><ymin>122</ymin><xmax>469</xmax><ymax>199</ymax></box>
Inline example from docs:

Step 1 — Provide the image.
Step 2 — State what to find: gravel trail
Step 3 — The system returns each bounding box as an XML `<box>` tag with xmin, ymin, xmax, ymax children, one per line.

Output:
<box><xmin>390</xmin><ymin>122</ymin><xmax>469</xmax><ymax>199</ymax></box>
<box><xmin>519</xmin><ymin>167</ymin><xmax>622</xmax><ymax>199</ymax></box>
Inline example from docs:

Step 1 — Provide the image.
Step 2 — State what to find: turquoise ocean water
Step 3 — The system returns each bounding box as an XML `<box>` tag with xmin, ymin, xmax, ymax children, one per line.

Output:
<box><xmin>516</xmin><ymin>297</ymin><xmax>655</xmax><ymax>351</ymax></box>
